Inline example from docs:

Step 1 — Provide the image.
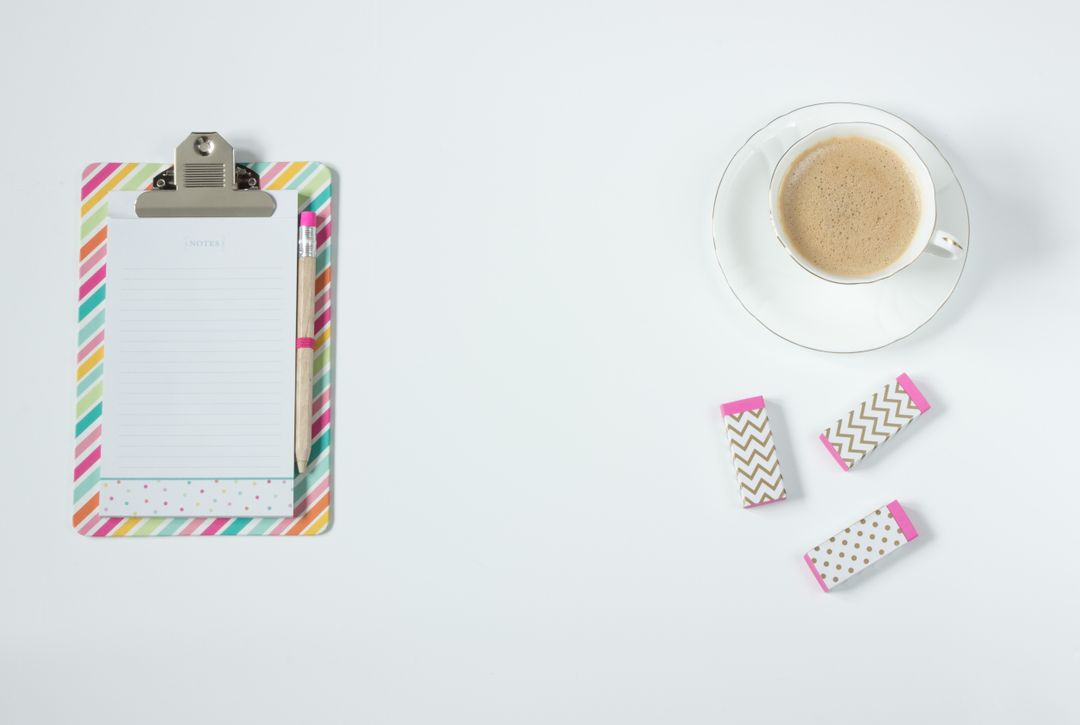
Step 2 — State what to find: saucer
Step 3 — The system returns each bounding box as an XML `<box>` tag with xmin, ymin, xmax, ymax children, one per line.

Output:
<box><xmin>711</xmin><ymin>102</ymin><xmax>969</xmax><ymax>352</ymax></box>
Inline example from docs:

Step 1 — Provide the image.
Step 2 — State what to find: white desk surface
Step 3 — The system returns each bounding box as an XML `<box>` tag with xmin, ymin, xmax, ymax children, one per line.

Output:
<box><xmin>2</xmin><ymin>1</ymin><xmax>1077</xmax><ymax>723</ymax></box>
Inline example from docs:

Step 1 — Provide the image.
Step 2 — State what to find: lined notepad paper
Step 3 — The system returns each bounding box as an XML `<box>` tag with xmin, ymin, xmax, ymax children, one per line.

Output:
<box><xmin>99</xmin><ymin>191</ymin><xmax>298</xmax><ymax>517</ymax></box>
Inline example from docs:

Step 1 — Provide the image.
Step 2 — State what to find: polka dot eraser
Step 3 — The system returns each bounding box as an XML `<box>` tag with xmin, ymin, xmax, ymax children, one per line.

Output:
<box><xmin>819</xmin><ymin>373</ymin><xmax>931</xmax><ymax>471</ymax></box>
<box><xmin>720</xmin><ymin>395</ymin><xmax>786</xmax><ymax>508</ymax></box>
<box><xmin>804</xmin><ymin>500</ymin><xmax>919</xmax><ymax>592</ymax></box>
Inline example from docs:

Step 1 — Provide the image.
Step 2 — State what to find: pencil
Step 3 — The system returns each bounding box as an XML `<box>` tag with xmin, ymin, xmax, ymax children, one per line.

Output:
<box><xmin>294</xmin><ymin>211</ymin><xmax>317</xmax><ymax>474</ymax></box>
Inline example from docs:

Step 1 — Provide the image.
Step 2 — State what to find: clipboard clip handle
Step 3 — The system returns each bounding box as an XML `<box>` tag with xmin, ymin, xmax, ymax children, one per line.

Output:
<box><xmin>135</xmin><ymin>132</ymin><xmax>276</xmax><ymax>218</ymax></box>
<box><xmin>150</xmin><ymin>163</ymin><xmax>260</xmax><ymax>193</ymax></box>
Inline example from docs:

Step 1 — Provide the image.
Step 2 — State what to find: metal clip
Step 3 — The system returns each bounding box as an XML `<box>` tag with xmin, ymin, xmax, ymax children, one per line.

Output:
<box><xmin>135</xmin><ymin>132</ymin><xmax>276</xmax><ymax>218</ymax></box>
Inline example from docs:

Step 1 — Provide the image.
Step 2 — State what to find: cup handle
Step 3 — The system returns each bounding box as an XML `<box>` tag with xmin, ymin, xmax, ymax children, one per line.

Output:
<box><xmin>926</xmin><ymin>230</ymin><xmax>964</xmax><ymax>259</ymax></box>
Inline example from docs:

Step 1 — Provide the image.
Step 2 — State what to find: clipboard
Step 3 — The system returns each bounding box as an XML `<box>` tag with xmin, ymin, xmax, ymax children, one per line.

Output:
<box><xmin>72</xmin><ymin>133</ymin><xmax>333</xmax><ymax>536</ymax></box>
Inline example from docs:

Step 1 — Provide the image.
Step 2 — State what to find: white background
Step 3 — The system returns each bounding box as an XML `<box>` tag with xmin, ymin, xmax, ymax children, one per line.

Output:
<box><xmin>1</xmin><ymin>1</ymin><xmax>1078</xmax><ymax>723</ymax></box>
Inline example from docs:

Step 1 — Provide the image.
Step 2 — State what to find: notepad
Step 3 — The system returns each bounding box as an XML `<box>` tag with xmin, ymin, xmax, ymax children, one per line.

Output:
<box><xmin>98</xmin><ymin>190</ymin><xmax>298</xmax><ymax>518</ymax></box>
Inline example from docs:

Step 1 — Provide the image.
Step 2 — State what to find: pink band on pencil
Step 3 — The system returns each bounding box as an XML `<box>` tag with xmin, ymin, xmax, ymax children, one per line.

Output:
<box><xmin>720</xmin><ymin>395</ymin><xmax>765</xmax><ymax>417</ymax></box>
<box><xmin>886</xmin><ymin>500</ymin><xmax>919</xmax><ymax>541</ymax></box>
<box><xmin>819</xmin><ymin>433</ymin><xmax>850</xmax><ymax>471</ymax></box>
<box><xmin>296</xmin><ymin>337</ymin><xmax>315</xmax><ymax>349</ymax></box>
<box><xmin>299</xmin><ymin>211</ymin><xmax>317</xmax><ymax>227</ymax></box>
<box><xmin>896</xmin><ymin>373</ymin><xmax>931</xmax><ymax>413</ymax></box>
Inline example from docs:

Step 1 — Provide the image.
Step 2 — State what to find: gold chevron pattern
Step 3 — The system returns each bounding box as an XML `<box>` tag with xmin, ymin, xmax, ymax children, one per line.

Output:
<box><xmin>822</xmin><ymin>380</ymin><xmax>921</xmax><ymax>469</ymax></box>
<box><xmin>724</xmin><ymin>406</ymin><xmax>786</xmax><ymax>507</ymax></box>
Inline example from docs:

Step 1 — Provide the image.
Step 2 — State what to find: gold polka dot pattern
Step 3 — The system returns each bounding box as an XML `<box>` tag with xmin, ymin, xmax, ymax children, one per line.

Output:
<box><xmin>804</xmin><ymin>502</ymin><xmax>916</xmax><ymax>591</ymax></box>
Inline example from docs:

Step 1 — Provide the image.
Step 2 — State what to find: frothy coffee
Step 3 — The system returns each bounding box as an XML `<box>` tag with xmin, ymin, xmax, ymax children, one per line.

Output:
<box><xmin>777</xmin><ymin>136</ymin><xmax>921</xmax><ymax>278</ymax></box>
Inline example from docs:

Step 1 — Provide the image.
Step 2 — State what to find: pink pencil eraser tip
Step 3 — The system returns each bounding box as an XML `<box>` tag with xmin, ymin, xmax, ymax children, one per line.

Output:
<box><xmin>299</xmin><ymin>211</ymin><xmax>317</xmax><ymax>227</ymax></box>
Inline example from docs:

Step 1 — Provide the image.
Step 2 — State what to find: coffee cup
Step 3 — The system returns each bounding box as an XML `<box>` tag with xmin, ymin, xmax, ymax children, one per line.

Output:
<box><xmin>768</xmin><ymin>122</ymin><xmax>963</xmax><ymax>284</ymax></box>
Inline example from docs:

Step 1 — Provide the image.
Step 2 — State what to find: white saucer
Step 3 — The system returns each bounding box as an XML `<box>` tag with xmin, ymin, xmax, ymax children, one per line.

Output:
<box><xmin>711</xmin><ymin>102</ymin><xmax>969</xmax><ymax>352</ymax></box>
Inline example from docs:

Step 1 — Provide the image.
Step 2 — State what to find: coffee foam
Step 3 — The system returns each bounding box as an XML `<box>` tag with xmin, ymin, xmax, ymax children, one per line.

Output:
<box><xmin>778</xmin><ymin>136</ymin><xmax>921</xmax><ymax>278</ymax></box>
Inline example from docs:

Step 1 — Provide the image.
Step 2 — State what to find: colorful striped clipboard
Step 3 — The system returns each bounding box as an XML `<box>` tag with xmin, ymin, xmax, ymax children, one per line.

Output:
<box><xmin>73</xmin><ymin>161</ymin><xmax>333</xmax><ymax>536</ymax></box>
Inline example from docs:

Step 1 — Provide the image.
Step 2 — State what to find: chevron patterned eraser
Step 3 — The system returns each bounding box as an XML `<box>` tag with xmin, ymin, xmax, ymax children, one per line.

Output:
<box><xmin>819</xmin><ymin>373</ymin><xmax>931</xmax><ymax>471</ymax></box>
<box><xmin>803</xmin><ymin>500</ymin><xmax>919</xmax><ymax>592</ymax></box>
<box><xmin>720</xmin><ymin>396</ymin><xmax>786</xmax><ymax>508</ymax></box>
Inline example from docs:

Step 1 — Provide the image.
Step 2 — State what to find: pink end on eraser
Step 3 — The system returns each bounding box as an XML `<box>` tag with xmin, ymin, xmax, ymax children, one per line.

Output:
<box><xmin>804</xmin><ymin>553</ymin><xmax>830</xmax><ymax>592</ymax></box>
<box><xmin>896</xmin><ymin>373</ymin><xmax>931</xmax><ymax>413</ymax></box>
<box><xmin>819</xmin><ymin>433</ymin><xmax>850</xmax><ymax>472</ymax></box>
<box><xmin>299</xmin><ymin>211</ymin><xmax>317</xmax><ymax>227</ymax></box>
<box><xmin>744</xmin><ymin>496</ymin><xmax>785</xmax><ymax>509</ymax></box>
<box><xmin>886</xmin><ymin>500</ymin><xmax>919</xmax><ymax>541</ymax></box>
<box><xmin>719</xmin><ymin>395</ymin><xmax>764</xmax><ymax>417</ymax></box>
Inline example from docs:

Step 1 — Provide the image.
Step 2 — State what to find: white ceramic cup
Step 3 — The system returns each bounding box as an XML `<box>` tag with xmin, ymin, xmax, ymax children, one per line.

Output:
<box><xmin>768</xmin><ymin>122</ymin><xmax>963</xmax><ymax>284</ymax></box>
